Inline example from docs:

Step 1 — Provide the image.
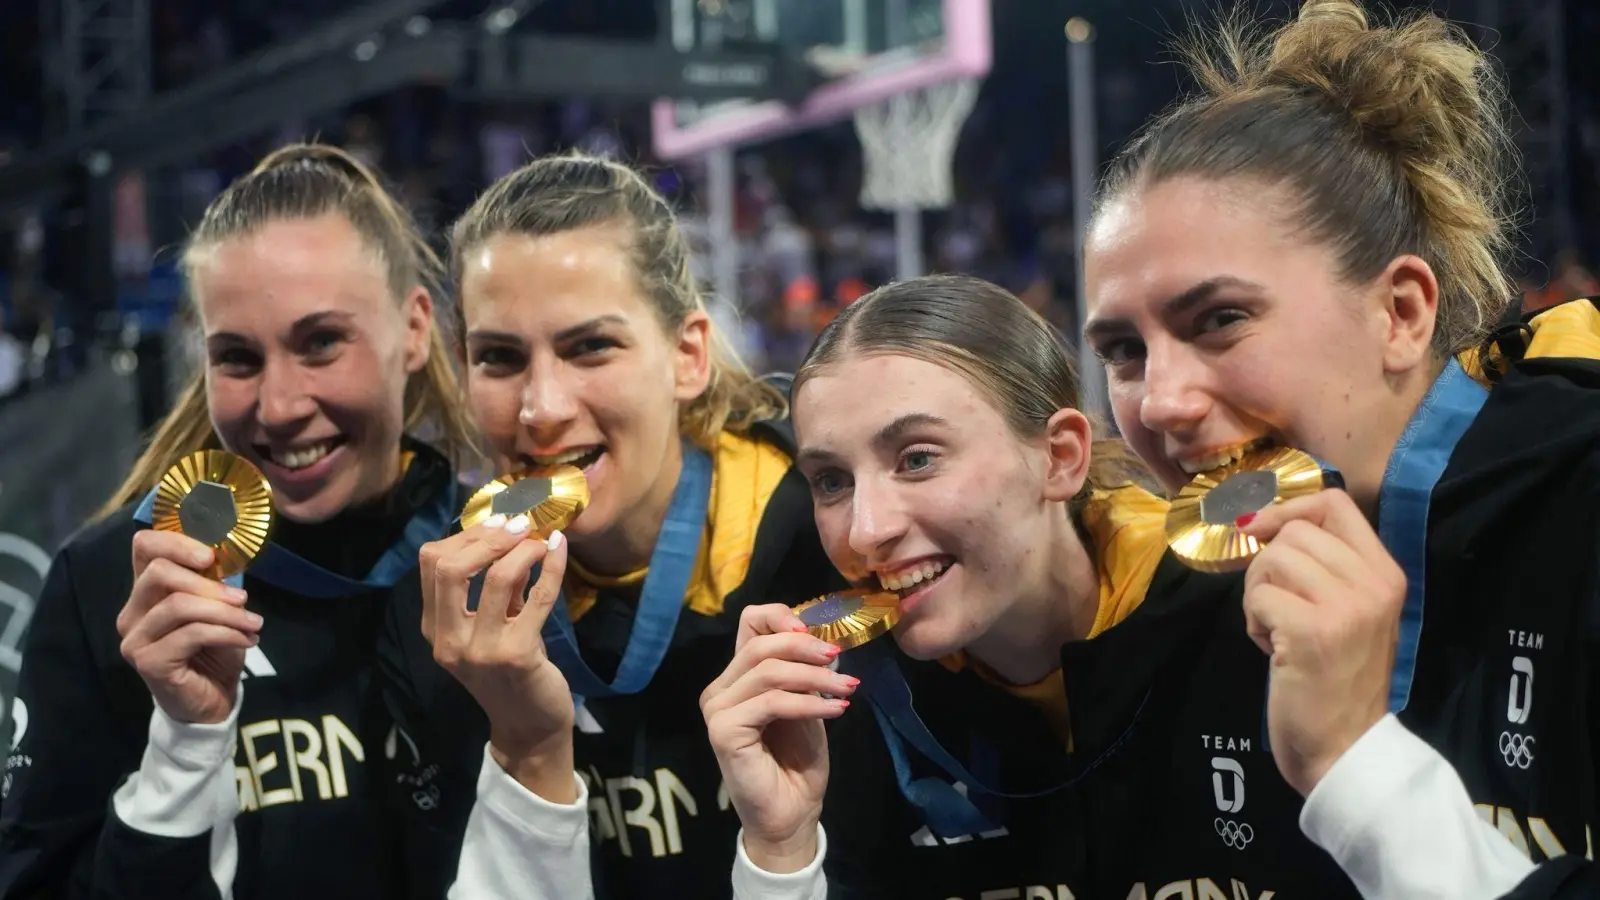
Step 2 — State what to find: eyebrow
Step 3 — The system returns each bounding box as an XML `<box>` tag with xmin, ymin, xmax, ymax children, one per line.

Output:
<box><xmin>796</xmin><ymin>412</ymin><xmax>952</xmax><ymax>469</ymax></box>
<box><xmin>1083</xmin><ymin>275</ymin><xmax>1267</xmax><ymax>342</ymax></box>
<box><xmin>206</xmin><ymin>310</ymin><xmax>355</xmax><ymax>349</ymax></box>
<box><xmin>465</xmin><ymin>314</ymin><xmax>630</xmax><ymax>346</ymax></box>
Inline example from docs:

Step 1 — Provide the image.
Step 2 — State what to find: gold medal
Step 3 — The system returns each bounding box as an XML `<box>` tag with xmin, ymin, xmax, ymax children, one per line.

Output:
<box><xmin>792</xmin><ymin>588</ymin><xmax>902</xmax><ymax>651</ymax></box>
<box><xmin>460</xmin><ymin>465</ymin><xmax>589</xmax><ymax>537</ymax></box>
<box><xmin>150</xmin><ymin>449</ymin><xmax>274</xmax><ymax>580</ymax></box>
<box><xmin>1165</xmin><ymin>445</ymin><xmax>1333</xmax><ymax>573</ymax></box>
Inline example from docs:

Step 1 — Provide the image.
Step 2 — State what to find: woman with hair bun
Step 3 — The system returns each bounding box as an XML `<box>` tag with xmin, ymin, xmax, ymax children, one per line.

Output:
<box><xmin>1078</xmin><ymin>0</ymin><xmax>1600</xmax><ymax>896</ymax></box>
<box><xmin>0</xmin><ymin>143</ymin><xmax>477</xmax><ymax>898</ymax></box>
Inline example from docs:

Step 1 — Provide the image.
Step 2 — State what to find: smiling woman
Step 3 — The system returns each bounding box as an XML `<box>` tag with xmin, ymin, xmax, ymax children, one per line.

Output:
<box><xmin>0</xmin><ymin>143</ymin><xmax>481</xmax><ymax>900</ymax></box>
<box><xmin>100</xmin><ymin>145</ymin><xmax>476</xmax><ymax>521</ymax></box>
<box><xmin>696</xmin><ymin>274</ymin><xmax>1236</xmax><ymax>900</ymax></box>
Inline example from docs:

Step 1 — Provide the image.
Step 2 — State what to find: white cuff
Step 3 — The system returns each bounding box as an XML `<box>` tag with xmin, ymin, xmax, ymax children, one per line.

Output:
<box><xmin>1301</xmin><ymin>714</ymin><xmax>1535</xmax><ymax>900</ymax></box>
<box><xmin>730</xmin><ymin>824</ymin><xmax>828</xmax><ymax>900</ymax></box>
<box><xmin>111</xmin><ymin>689</ymin><xmax>242</xmax><ymax>838</ymax></box>
<box><xmin>448</xmin><ymin>744</ymin><xmax>593</xmax><ymax>900</ymax></box>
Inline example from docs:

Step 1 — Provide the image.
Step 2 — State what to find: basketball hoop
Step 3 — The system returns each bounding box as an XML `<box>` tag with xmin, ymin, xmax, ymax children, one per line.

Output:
<box><xmin>853</xmin><ymin>76</ymin><xmax>981</xmax><ymax>212</ymax></box>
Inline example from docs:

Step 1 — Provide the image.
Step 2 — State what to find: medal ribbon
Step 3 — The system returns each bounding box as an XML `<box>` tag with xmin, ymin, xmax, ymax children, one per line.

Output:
<box><xmin>1258</xmin><ymin>358</ymin><xmax>1486</xmax><ymax>750</ymax></box>
<box><xmin>1378</xmin><ymin>358</ymin><xmax>1487</xmax><ymax>713</ymax></box>
<box><xmin>536</xmin><ymin>439</ymin><xmax>712</xmax><ymax>699</ymax></box>
<box><xmin>846</xmin><ymin>640</ymin><xmax>1147</xmax><ymax>839</ymax></box>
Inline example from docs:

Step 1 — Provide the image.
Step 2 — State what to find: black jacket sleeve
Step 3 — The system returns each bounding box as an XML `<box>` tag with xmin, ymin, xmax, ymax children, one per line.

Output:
<box><xmin>0</xmin><ymin>538</ymin><xmax>141</xmax><ymax>897</ymax></box>
<box><xmin>0</xmin><ymin>529</ymin><xmax>229</xmax><ymax>900</ymax></box>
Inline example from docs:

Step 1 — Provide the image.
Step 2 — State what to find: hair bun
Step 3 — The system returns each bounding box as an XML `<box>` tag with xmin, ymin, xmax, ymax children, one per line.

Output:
<box><xmin>1296</xmin><ymin>0</ymin><xmax>1368</xmax><ymax>33</ymax></box>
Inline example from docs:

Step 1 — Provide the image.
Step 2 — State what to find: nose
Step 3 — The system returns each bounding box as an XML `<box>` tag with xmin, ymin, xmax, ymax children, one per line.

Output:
<box><xmin>1138</xmin><ymin>338</ymin><xmax>1211</xmax><ymax>439</ymax></box>
<box><xmin>256</xmin><ymin>359</ymin><xmax>317</xmax><ymax>431</ymax></box>
<box><xmin>847</xmin><ymin>476</ymin><xmax>909</xmax><ymax>561</ymax></box>
<box><xmin>517</xmin><ymin>361</ymin><xmax>581</xmax><ymax>439</ymax></box>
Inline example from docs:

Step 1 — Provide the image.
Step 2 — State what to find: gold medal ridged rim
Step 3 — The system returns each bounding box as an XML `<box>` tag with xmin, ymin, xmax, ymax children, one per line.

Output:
<box><xmin>1165</xmin><ymin>446</ymin><xmax>1327</xmax><ymax>573</ymax></box>
<box><xmin>791</xmin><ymin>588</ymin><xmax>903</xmax><ymax>651</ymax></box>
<box><xmin>460</xmin><ymin>464</ymin><xmax>590</xmax><ymax>537</ymax></box>
<box><xmin>151</xmin><ymin>449</ymin><xmax>274</xmax><ymax>580</ymax></box>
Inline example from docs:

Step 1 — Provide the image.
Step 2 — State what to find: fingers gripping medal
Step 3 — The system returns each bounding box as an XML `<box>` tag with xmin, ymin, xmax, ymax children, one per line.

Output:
<box><xmin>1165</xmin><ymin>445</ymin><xmax>1341</xmax><ymax>573</ymax></box>
<box><xmin>460</xmin><ymin>465</ymin><xmax>590</xmax><ymax>537</ymax></box>
<box><xmin>792</xmin><ymin>588</ymin><xmax>903</xmax><ymax>652</ymax></box>
<box><xmin>150</xmin><ymin>450</ymin><xmax>274</xmax><ymax>580</ymax></box>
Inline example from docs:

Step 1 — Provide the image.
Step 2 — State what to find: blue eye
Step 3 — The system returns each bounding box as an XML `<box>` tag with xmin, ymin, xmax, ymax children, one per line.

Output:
<box><xmin>811</xmin><ymin>471</ymin><xmax>848</xmax><ymax>495</ymax></box>
<box><xmin>898</xmin><ymin>448</ymin><xmax>940</xmax><ymax>475</ymax></box>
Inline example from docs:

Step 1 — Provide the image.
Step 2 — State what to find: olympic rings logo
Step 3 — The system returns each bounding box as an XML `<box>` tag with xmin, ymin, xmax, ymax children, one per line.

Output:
<box><xmin>1499</xmin><ymin>731</ymin><xmax>1536</xmax><ymax>770</ymax></box>
<box><xmin>1214</xmin><ymin>817</ymin><xmax>1254</xmax><ymax>850</ymax></box>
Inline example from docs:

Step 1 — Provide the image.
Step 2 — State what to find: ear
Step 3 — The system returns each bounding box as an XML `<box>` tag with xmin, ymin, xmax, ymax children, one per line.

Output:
<box><xmin>1377</xmin><ymin>254</ymin><xmax>1439</xmax><ymax>374</ymax></box>
<box><xmin>1039</xmin><ymin>407</ymin><xmax>1094</xmax><ymax>503</ymax></box>
<box><xmin>672</xmin><ymin>309</ymin><xmax>713</xmax><ymax>402</ymax></box>
<box><xmin>401</xmin><ymin>287</ymin><xmax>434</xmax><ymax>375</ymax></box>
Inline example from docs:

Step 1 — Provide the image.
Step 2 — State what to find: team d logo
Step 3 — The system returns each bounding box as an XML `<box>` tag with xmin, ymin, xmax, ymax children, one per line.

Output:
<box><xmin>1210</xmin><ymin>756</ymin><xmax>1252</xmax><ymax>850</ymax></box>
<box><xmin>1500</xmin><ymin>655</ymin><xmax>1536</xmax><ymax>770</ymax></box>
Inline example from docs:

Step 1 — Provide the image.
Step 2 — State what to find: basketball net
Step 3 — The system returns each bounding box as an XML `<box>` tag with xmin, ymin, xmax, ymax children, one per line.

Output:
<box><xmin>853</xmin><ymin>77</ymin><xmax>981</xmax><ymax>212</ymax></box>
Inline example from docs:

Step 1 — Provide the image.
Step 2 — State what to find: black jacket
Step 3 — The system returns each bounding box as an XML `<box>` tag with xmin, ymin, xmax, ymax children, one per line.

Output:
<box><xmin>0</xmin><ymin>441</ymin><xmax>457</xmax><ymax>900</ymax></box>
<box><xmin>379</xmin><ymin>418</ymin><xmax>848</xmax><ymax>900</ymax></box>
<box><xmin>820</xmin><ymin>555</ymin><xmax>1242</xmax><ymax>900</ymax></box>
<box><xmin>1061</xmin><ymin>319</ymin><xmax>1600</xmax><ymax>897</ymax></box>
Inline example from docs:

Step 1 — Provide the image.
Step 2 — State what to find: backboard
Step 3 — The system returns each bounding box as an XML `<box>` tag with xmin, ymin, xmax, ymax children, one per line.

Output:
<box><xmin>652</xmin><ymin>0</ymin><xmax>991</xmax><ymax>160</ymax></box>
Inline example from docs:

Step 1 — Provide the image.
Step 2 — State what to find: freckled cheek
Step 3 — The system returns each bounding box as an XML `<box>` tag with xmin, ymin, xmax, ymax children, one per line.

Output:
<box><xmin>813</xmin><ymin>506</ymin><xmax>859</xmax><ymax>574</ymax></box>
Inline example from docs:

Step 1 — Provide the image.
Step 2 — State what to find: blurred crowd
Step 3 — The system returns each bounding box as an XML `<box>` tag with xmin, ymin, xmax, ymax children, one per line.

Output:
<box><xmin>2</xmin><ymin>0</ymin><xmax>1600</xmax><ymax>406</ymax></box>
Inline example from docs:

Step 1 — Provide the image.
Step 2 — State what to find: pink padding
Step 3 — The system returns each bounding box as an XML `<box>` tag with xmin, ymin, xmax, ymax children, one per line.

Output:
<box><xmin>650</xmin><ymin>0</ymin><xmax>991</xmax><ymax>161</ymax></box>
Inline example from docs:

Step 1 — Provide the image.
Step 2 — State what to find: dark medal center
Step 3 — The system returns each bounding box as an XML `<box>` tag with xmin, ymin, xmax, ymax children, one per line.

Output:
<box><xmin>179</xmin><ymin>480</ymin><xmax>240</xmax><ymax>546</ymax></box>
<box><xmin>801</xmin><ymin>594</ymin><xmax>865</xmax><ymax>626</ymax></box>
<box><xmin>1200</xmin><ymin>469</ymin><xmax>1279</xmax><ymax>525</ymax></box>
<box><xmin>494</xmin><ymin>477</ymin><xmax>553</xmax><ymax>517</ymax></box>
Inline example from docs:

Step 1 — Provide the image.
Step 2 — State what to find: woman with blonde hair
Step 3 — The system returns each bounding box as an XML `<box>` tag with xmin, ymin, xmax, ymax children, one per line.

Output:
<box><xmin>377</xmin><ymin>151</ymin><xmax>845</xmax><ymax>899</ymax></box>
<box><xmin>0</xmin><ymin>143</ymin><xmax>476</xmax><ymax>899</ymax></box>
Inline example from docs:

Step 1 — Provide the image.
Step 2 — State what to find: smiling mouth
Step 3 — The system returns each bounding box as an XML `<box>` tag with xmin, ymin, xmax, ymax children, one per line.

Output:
<box><xmin>524</xmin><ymin>446</ymin><xmax>605</xmax><ymax>471</ymax></box>
<box><xmin>873</xmin><ymin>556</ymin><xmax>954</xmax><ymax>598</ymax></box>
<box><xmin>1177</xmin><ymin>436</ymin><xmax>1278</xmax><ymax>475</ymax></box>
<box><xmin>255</xmin><ymin>438</ymin><xmax>346</xmax><ymax>471</ymax></box>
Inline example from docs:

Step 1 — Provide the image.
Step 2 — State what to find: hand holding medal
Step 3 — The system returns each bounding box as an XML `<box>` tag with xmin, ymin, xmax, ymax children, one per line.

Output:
<box><xmin>118</xmin><ymin>450</ymin><xmax>274</xmax><ymax>725</ymax></box>
<box><xmin>1169</xmin><ymin>444</ymin><xmax>1406</xmax><ymax>797</ymax></box>
<box><xmin>418</xmin><ymin>464</ymin><xmax>588</xmax><ymax>802</ymax></box>
<box><xmin>699</xmin><ymin>594</ymin><xmax>887</xmax><ymax>874</ymax></box>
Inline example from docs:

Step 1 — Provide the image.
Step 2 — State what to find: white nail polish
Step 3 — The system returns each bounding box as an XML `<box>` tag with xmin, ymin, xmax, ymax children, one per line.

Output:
<box><xmin>547</xmin><ymin>530</ymin><xmax>564</xmax><ymax>550</ymax></box>
<box><xmin>483</xmin><ymin>513</ymin><xmax>507</xmax><ymax>529</ymax></box>
<box><xmin>506</xmin><ymin>514</ymin><xmax>531</xmax><ymax>535</ymax></box>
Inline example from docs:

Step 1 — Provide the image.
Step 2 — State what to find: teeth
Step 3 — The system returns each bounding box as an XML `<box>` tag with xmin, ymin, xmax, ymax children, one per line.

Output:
<box><xmin>275</xmin><ymin>440</ymin><xmax>335</xmax><ymax>471</ymax></box>
<box><xmin>1179</xmin><ymin>439</ymin><xmax>1271</xmax><ymax>475</ymax></box>
<box><xmin>531</xmin><ymin>447</ymin><xmax>600</xmax><ymax>467</ymax></box>
<box><xmin>879</xmin><ymin>559</ymin><xmax>949</xmax><ymax>592</ymax></box>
